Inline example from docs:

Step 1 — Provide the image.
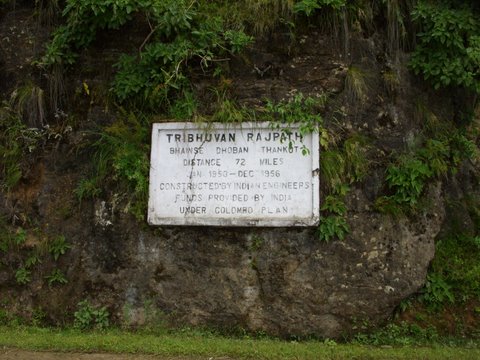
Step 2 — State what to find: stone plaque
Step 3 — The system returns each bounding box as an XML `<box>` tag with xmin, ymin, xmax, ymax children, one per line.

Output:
<box><xmin>148</xmin><ymin>122</ymin><xmax>319</xmax><ymax>226</ymax></box>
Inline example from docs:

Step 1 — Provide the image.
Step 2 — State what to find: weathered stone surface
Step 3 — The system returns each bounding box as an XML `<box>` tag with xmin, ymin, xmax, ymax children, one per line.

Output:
<box><xmin>62</xmin><ymin>182</ymin><xmax>442</xmax><ymax>338</ymax></box>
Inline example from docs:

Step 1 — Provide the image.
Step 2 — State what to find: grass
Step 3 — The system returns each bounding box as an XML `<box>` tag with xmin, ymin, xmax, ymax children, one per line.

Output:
<box><xmin>344</xmin><ymin>66</ymin><xmax>372</xmax><ymax>103</ymax></box>
<box><xmin>0</xmin><ymin>326</ymin><xmax>480</xmax><ymax>359</ymax></box>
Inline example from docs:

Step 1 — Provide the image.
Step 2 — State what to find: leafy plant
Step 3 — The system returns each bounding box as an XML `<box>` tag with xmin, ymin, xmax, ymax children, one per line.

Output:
<box><xmin>377</xmin><ymin>129</ymin><xmax>477</xmax><ymax>214</ymax></box>
<box><xmin>321</xmin><ymin>194</ymin><xmax>347</xmax><ymax>215</ymax></box>
<box><xmin>320</xmin><ymin>150</ymin><xmax>345</xmax><ymax>190</ymax></box>
<box><xmin>224</xmin><ymin>30</ymin><xmax>254</xmax><ymax>53</ymax></box>
<box><xmin>0</xmin><ymin>309</ymin><xmax>9</xmax><ymax>325</ymax></box>
<box><xmin>237</xmin><ymin>0</ymin><xmax>295</xmax><ymax>34</ymax></box>
<box><xmin>211</xmin><ymin>90</ymin><xmax>247</xmax><ymax>123</ymax></box>
<box><xmin>472</xmin><ymin>236</ymin><xmax>480</xmax><ymax>249</ymax></box>
<box><xmin>13</xmin><ymin>228</ymin><xmax>27</xmax><ymax>246</ymax></box>
<box><xmin>43</xmin><ymin>0</ymin><xmax>142</xmax><ymax>67</ymax></box>
<box><xmin>420</xmin><ymin>273</ymin><xmax>454</xmax><ymax>309</ymax></box>
<box><xmin>48</xmin><ymin>235</ymin><xmax>70</xmax><ymax>261</ymax></box>
<box><xmin>263</xmin><ymin>93</ymin><xmax>328</xmax><ymax>154</ymax></box>
<box><xmin>0</xmin><ymin>95</ymin><xmax>69</xmax><ymax>191</ymax></box>
<box><xmin>320</xmin><ymin>133</ymin><xmax>370</xmax><ymax>192</ymax></box>
<box><xmin>15</xmin><ymin>267</ymin><xmax>31</xmax><ymax>285</ymax></box>
<box><xmin>319</xmin><ymin>185</ymin><xmax>350</xmax><ymax>242</ymax></box>
<box><xmin>31</xmin><ymin>307</ymin><xmax>47</xmax><ymax>327</ymax></box>
<box><xmin>9</xmin><ymin>82</ymin><xmax>46</xmax><ymax>127</ymax></box>
<box><xmin>74</xmin><ymin>178</ymin><xmax>102</xmax><ymax>203</ymax></box>
<box><xmin>0</xmin><ymin>240</ymin><xmax>7</xmax><ymax>253</ymax></box>
<box><xmin>384</xmin><ymin>156</ymin><xmax>432</xmax><ymax>208</ymax></box>
<box><xmin>343</xmin><ymin>134</ymin><xmax>370</xmax><ymax>183</ymax></box>
<box><xmin>318</xmin><ymin>215</ymin><xmax>349</xmax><ymax>242</ymax></box>
<box><xmin>25</xmin><ymin>253</ymin><xmax>42</xmax><ymax>269</ymax></box>
<box><xmin>424</xmin><ymin>233</ymin><xmax>480</xmax><ymax>308</ymax></box>
<box><xmin>410</xmin><ymin>1</ymin><xmax>480</xmax><ymax>92</ymax></box>
<box><xmin>103</xmin><ymin>115</ymin><xmax>150</xmax><ymax>219</ymax></box>
<box><xmin>416</xmin><ymin>139</ymin><xmax>450</xmax><ymax>177</ymax></box>
<box><xmin>318</xmin><ymin>132</ymin><xmax>370</xmax><ymax>242</ymax></box>
<box><xmin>74</xmin><ymin>300</ymin><xmax>110</xmax><ymax>330</ymax></box>
<box><xmin>45</xmin><ymin>269</ymin><xmax>68</xmax><ymax>286</ymax></box>
<box><xmin>449</xmin><ymin>131</ymin><xmax>478</xmax><ymax>165</ymax></box>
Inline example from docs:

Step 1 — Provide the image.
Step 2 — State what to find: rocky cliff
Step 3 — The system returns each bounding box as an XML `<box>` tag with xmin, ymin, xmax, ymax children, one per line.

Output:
<box><xmin>1</xmin><ymin>1</ymin><xmax>478</xmax><ymax>338</ymax></box>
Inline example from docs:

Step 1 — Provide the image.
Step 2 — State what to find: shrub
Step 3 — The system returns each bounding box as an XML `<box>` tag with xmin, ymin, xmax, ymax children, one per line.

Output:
<box><xmin>43</xmin><ymin>0</ymin><xmax>253</xmax><ymax>109</ymax></box>
<box><xmin>410</xmin><ymin>1</ymin><xmax>480</xmax><ymax>93</ymax></box>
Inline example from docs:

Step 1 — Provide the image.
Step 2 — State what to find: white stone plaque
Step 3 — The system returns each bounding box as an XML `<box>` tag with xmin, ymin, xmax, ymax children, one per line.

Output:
<box><xmin>148</xmin><ymin>122</ymin><xmax>319</xmax><ymax>226</ymax></box>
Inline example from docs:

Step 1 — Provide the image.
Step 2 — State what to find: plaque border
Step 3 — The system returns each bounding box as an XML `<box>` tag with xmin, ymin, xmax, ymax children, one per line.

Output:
<box><xmin>148</xmin><ymin>122</ymin><xmax>320</xmax><ymax>227</ymax></box>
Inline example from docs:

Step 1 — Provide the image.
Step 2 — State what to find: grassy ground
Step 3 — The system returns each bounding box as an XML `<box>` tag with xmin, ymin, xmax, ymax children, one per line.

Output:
<box><xmin>0</xmin><ymin>326</ymin><xmax>480</xmax><ymax>360</ymax></box>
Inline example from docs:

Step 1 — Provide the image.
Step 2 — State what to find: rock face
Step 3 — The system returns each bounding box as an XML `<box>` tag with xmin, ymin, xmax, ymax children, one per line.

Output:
<box><xmin>0</xmin><ymin>5</ymin><xmax>450</xmax><ymax>337</ymax></box>
<box><xmin>77</xmin><ymin>187</ymin><xmax>442</xmax><ymax>338</ymax></box>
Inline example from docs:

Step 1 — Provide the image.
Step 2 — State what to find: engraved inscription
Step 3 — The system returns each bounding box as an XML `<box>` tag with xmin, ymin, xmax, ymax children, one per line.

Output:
<box><xmin>148</xmin><ymin>122</ymin><xmax>320</xmax><ymax>226</ymax></box>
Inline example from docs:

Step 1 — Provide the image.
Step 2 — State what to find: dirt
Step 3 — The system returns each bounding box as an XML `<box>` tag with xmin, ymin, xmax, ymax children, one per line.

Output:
<box><xmin>0</xmin><ymin>348</ymin><xmax>201</xmax><ymax>360</ymax></box>
<box><xmin>397</xmin><ymin>300</ymin><xmax>480</xmax><ymax>338</ymax></box>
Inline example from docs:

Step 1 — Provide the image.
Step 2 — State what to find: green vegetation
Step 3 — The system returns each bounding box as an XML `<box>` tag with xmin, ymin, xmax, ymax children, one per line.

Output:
<box><xmin>344</xmin><ymin>66</ymin><xmax>372</xmax><ymax>103</ymax></box>
<box><xmin>248</xmin><ymin>235</ymin><xmax>264</xmax><ymax>252</ymax></box>
<box><xmin>263</xmin><ymin>93</ymin><xmax>328</xmax><ymax>154</ymax></box>
<box><xmin>45</xmin><ymin>269</ymin><xmax>68</xmax><ymax>286</ymax></box>
<box><xmin>424</xmin><ymin>232</ymin><xmax>480</xmax><ymax>308</ymax></box>
<box><xmin>74</xmin><ymin>300</ymin><xmax>110</xmax><ymax>330</ymax></box>
<box><xmin>75</xmin><ymin>111</ymin><xmax>150</xmax><ymax>220</ymax></box>
<box><xmin>0</xmin><ymin>104</ymin><xmax>29</xmax><ymax>191</ymax></box>
<box><xmin>318</xmin><ymin>134</ymin><xmax>370</xmax><ymax>241</ymax></box>
<box><xmin>39</xmin><ymin>0</ymin><xmax>478</xmax><ymax>228</ymax></box>
<box><xmin>377</xmin><ymin>128</ymin><xmax>476</xmax><ymax>214</ymax></box>
<box><xmin>294</xmin><ymin>0</ymin><xmax>346</xmax><ymax>16</ymax></box>
<box><xmin>320</xmin><ymin>135</ymin><xmax>370</xmax><ymax>191</ymax></box>
<box><xmin>410</xmin><ymin>0</ymin><xmax>480</xmax><ymax>92</ymax></box>
<box><xmin>385</xmin><ymin>221</ymin><xmax>480</xmax><ymax>336</ymax></box>
<box><xmin>0</xmin><ymin>89</ymin><xmax>70</xmax><ymax>191</ymax></box>
<box><xmin>14</xmin><ymin>267</ymin><xmax>31</xmax><ymax>285</ymax></box>
<box><xmin>0</xmin><ymin>220</ymin><xmax>71</xmax><ymax>287</ymax></box>
<box><xmin>353</xmin><ymin>322</ymin><xmax>441</xmax><ymax>346</ymax></box>
<box><xmin>43</xmin><ymin>0</ymin><xmax>253</xmax><ymax>110</ymax></box>
<box><xmin>319</xmin><ymin>185</ymin><xmax>349</xmax><ymax>242</ymax></box>
<box><xmin>1</xmin><ymin>325</ymin><xmax>480</xmax><ymax>359</ymax></box>
<box><xmin>48</xmin><ymin>235</ymin><xmax>71</xmax><ymax>261</ymax></box>
<box><xmin>256</xmin><ymin>93</ymin><xmax>358</xmax><ymax>242</ymax></box>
